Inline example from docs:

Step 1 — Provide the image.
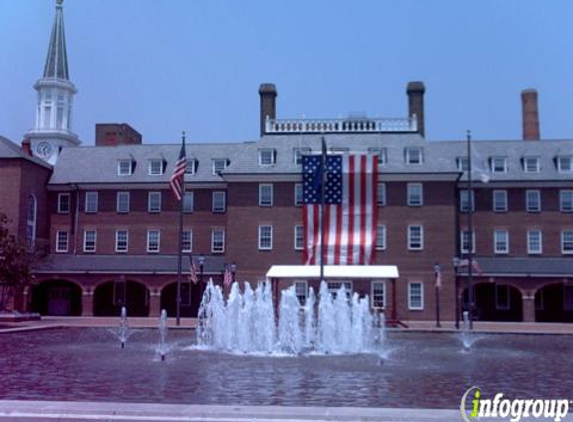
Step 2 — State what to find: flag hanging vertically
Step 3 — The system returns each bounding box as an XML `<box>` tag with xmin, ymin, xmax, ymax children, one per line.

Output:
<box><xmin>189</xmin><ymin>255</ymin><xmax>199</xmax><ymax>285</ymax></box>
<box><xmin>302</xmin><ymin>153</ymin><xmax>378</xmax><ymax>265</ymax></box>
<box><xmin>170</xmin><ymin>136</ymin><xmax>187</xmax><ymax>201</ymax></box>
<box><xmin>223</xmin><ymin>264</ymin><xmax>233</xmax><ymax>287</ymax></box>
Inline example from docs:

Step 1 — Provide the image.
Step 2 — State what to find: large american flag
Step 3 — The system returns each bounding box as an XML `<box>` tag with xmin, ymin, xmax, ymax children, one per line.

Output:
<box><xmin>170</xmin><ymin>136</ymin><xmax>187</xmax><ymax>201</ymax></box>
<box><xmin>302</xmin><ymin>153</ymin><xmax>378</xmax><ymax>265</ymax></box>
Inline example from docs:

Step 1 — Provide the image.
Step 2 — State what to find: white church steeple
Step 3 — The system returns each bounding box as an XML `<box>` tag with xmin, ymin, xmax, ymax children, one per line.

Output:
<box><xmin>27</xmin><ymin>0</ymin><xmax>79</xmax><ymax>165</ymax></box>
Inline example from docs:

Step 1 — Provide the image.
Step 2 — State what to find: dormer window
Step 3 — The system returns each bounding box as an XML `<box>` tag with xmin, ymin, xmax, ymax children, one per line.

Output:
<box><xmin>212</xmin><ymin>159</ymin><xmax>228</xmax><ymax>175</ymax></box>
<box><xmin>149</xmin><ymin>159</ymin><xmax>164</xmax><ymax>176</ymax></box>
<box><xmin>490</xmin><ymin>157</ymin><xmax>508</xmax><ymax>173</ymax></box>
<box><xmin>405</xmin><ymin>147</ymin><xmax>423</xmax><ymax>164</ymax></box>
<box><xmin>523</xmin><ymin>157</ymin><xmax>540</xmax><ymax>173</ymax></box>
<box><xmin>557</xmin><ymin>156</ymin><xmax>573</xmax><ymax>173</ymax></box>
<box><xmin>185</xmin><ymin>159</ymin><xmax>198</xmax><ymax>175</ymax></box>
<box><xmin>118</xmin><ymin>160</ymin><xmax>133</xmax><ymax>176</ymax></box>
<box><xmin>259</xmin><ymin>149</ymin><xmax>276</xmax><ymax>166</ymax></box>
<box><xmin>456</xmin><ymin>157</ymin><xmax>469</xmax><ymax>171</ymax></box>
<box><xmin>330</xmin><ymin>147</ymin><xmax>349</xmax><ymax>155</ymax></box>
<box><xmin>368</xmin><ymin>148</ymin><xmax>387</xmax><ymax>165</ymax></box>
<box><xmin>293</xmin><ymin>148</ymin><xmax>311</xmax><ymax>165</ymax></box>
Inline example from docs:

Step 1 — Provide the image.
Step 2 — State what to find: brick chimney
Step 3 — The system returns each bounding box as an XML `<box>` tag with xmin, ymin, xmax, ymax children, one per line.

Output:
<box><xmin>95</xmin><ymin>123</ymin><xmax>142</xmax><ymax>146</ymax></box>
<box><xmin>259</xmin><ymin>83</ymin><xmax>277</xmax><ymax>137</ymax></box>
<box><xmin>521</xmin><ymin>89</ymin><xmax>540</xmax><ymax>140</ymax></box>
<box><xmin>407</xmin><ymin>81</ymin><xmax>426</xmax><ymax>137</ymax></box>
<box><xmin>21</xmin><ymin>138</ymin><xmax>32</xmax><ymax>156</ymax></box>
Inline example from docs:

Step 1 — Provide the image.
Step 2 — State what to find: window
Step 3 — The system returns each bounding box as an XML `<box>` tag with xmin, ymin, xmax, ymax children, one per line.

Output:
<box><xmin>494</xmin><ymin>230</ymin><xmax>509</xmax><ymax>254</ymax></box>
<box><xmin>560</xmin><ymin>190</ymin><xmax>573</xmax><ymax>212</ymax></box>
<box><xmin>294</xmin><ymin>225</ymin><xmax>304</xmax><ymax>250</ymax></box>
<box><xmin>117</xmin><ymin>192</ymin><xmax>130</xmax><ymax>213</ymax></box>
<box><xmin>118</xmin><ymin>160</ymin><xmax>132</xmax><ymax>176</ymax></box>
<box><xmin>259</xmin><ymin>184</ymin><xmax>273</xmax><ymax>206</ymax></box>
<box><xmin>26</xmin><ymin>195</ymin><xmax>37</xmax><ymax>248</ymax></box>
<box><xmin>212</xmin><ymin>191</ymin><xmax>226</xmax><ymax>213</ymax></box>
<box><xmin>258</xmin><ymin>225</ymin><xmax>273</xmax><ymax>250</ymax></box>
<box><xmin>115</xmin><ymin>230</ymin><xmax>128</xmax><ymax>253</ymax></box>
<box><xmin>408</xmin><ymin>282</ymin><xmax>424</xmax><ymax>310</ymax></box>
<box><xmin>495</xmin><ymin>285</ymin><xmax>510</xmax><ymax>311</ymax></box>
<box><xmin>83</xmin><ymin>230</ymin><xmax>96</xmax><ymax>253</ymax></box>
<box><xmin>407</xmin><ymin>183</ymin><xmax>423</xmax><ymax>206</ymax></box>
<box><xmin>371</xmin><ymin>281</ymin><xmax>386</xmax><ymax>309</ymax></box>
<box><xmin>56</xmin><ymin>230</ymin><xmax>68</xmax><ymax>253</ymax></box>
<box><xmin>183</xmin><ymin>192</ymin><xmax>194</xmax><ymax>213</ymax></box>
<box><xmin>460</xmin><ymin>230</ymin><xmax>476</xmax><ymax>254</ymax></box>
<box><xmin>148</xmin><ymin>192</ymin><xmax>162</xmax><ymax>213</ymax></box>
<box><xmin>368</xmin><ymin>147</ymin><xmax>387</xmax><ymax>165</ymax></box>
<box><xmin>377</xmin><ymin>183</ymin><xmax>386</xmax><ymax>206</ymax></box>
<box><xmin>85</xmin><ymin>192</ymin><xmax>98</xmax><ymax>213</ymax></box>
<box><xmin>491</xmin><ymin>157</ymin><xmax>508</xmax><ymax>173</ymax></box>
<box><xmin>259</xmin><ymin>149</ymin><xmax>276</xmax><ymax>166</ymax></box>
<box><xmin>527</xmin><ymin>230</ymin><xmax>542</xmax><ymax>254</ymax></box>
<box><xmin>523</xmin><ymin>157</ymin><xmax>540</xmax><ymax>173</ymax></box>
<box><xmin>211</xmin><ymin>229</ymin><xmax>225</xmax><ymax>253</ymax></box>
<box><xmin>148</xmin><ymin>159</ymin><xmax>163</xmax><ymax>175</ymax></box>
<box><xmin>330</xmin><ymin>147</ymin><xmax>348</xmax><ymax>155</ymax></box>
<box><xmin>327</xmin><ymin>281</ymin><xmax>352</xmax><ymax>299</ymax></box>
<box><xmin>561</xmin><ymin>231</ymin><xmax>573</xmax><ymax>254</ymax></box>
<box><xmin>294</xmin><ymin>281</ymin><xmax>308</xmax><ymax>305</ymax></box>
<box><xmin>294</xmin><ymin>148</ymin><xmax>311</xmax><ymax>165</ymax></box>
<box><xmin>405</xmin><ymin>148</ymin><xmax>423</xmax><ymax>164</ymax></box>
<box><xmin>57</xmin><ymin>193</ymin><xmax>70</xmax><ymax>213</ymax></box>
<box><xmin>526</xmin><ymin>190</ymin><xmax>541</xmax><ymax>212</ymax></box>
<box><xmin>185</xmin><ymin>159</ymin><xmax>198</xmax><ymax>175</ymax></box>
<box><xmin>147</xmin><ymin>229</ymin><xmax>160</xmax><ymax>253</ymax></box>
<box><xmin>456</xmin><ymin>157</ymin><xmax>469</xmax><ymax>171</ymax></box>
<box><xmin>212</xmin><ymin>159</ymin><xmax>228</xmax><ymax>175</ymax></box>
<box><xmin>492</xmin><ymin>190</ymin><xmax>508</xmax><ymax>212</ymax></box>
<box><xmin>408</xmin><ymin>225</ymin><xmax>424</xmax><ymax>250</ymax></box>
<box><xmin>459</xmin><ymin>190</ymin><xmax>475</xmax><ymax>212</ymax></box>
<box><xmin>376</xmin><ymin>225</ymin><xmax>386</xmax><ymax>250</ymax></box>
<box><xmin>294</xmin><ymin>183</ymin><xmax>303</xmax><ymax>206</ymax></box>
<box><xmin>557</xmin><ymin>156</ymin><xmax>573</xmax><ymax>173</ymax></box>
<box><xmin>182</xmin><ymin>230</ymin><xmax>192</xmax><ymax>252</ymax></box>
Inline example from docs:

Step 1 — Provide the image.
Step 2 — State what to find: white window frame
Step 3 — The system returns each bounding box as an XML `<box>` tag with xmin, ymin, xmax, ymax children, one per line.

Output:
<box><xmin>460</xmin><ymin>230</ymin><xmax>476</xmax><ymax>254</ymax></box>
<box><xmin>183</xmin><ymin>191</ymin><xmax>194</xmax><ymax>213</ymax></box>
<box><xmin>211</xmin><ymin>229</ymin><xmax>225</xmax><ymax>253</ymax></box>
<box><xmin>148</xmin><ymin>191</ymin><xmax>162</xmax><ymax>213</ymax></box>
<box><xmin>560</xmin><ymin>190</ymin><xmax>573</xmax><ymax>212</ymax></box>
<box><xmin>212</xmin><ymin>191</ymin><xmax>226</xmax><ymax>213</ymax></box>
<box><xmin>294</xmin><ymin>225</ymin><xmax>304</xmax><ymax>250</ymax></box>
<box><xmin>523</xmin><ymin>157</ymin><xmax>540</xmax><ymax>173</ymax></box>
<box><xmin>494</xmin><ymin>230</ymin><xmax>509</xmax><ymax>254</ymax></box>
<box><xmin>294</xmin><ymin>183</ymin><xmax>303</xmax><ymax>206</ymax></box>
<box><xmin>85</xmin><ymin>191</ymin><xmax>98</xmax><ymax>213</ymax></box>
<box><xmin>293</xmin><ymin>148</ymin><xmax>311</xmax><ymax>165</ymax></box>
<box><xmin>376</xmin><ymin>225</ymin><xmax>386</xmax><ymax>250</ymax></box>
<box><xmin>212</xmin><ymin>159</ymin><xmax>228</xmax><ymax>175</ymax></box>
<box><xmin>527</xmin><ymin>230</ymin><xmax>542</xmax><ymax>255</ymax></box>
<box><xmin>117</xmin><ymin>160</ymin><xmax>132</xmax><ymax>176</ymax></box>
<box><xmin>371</xmin><ymin>281</ymin><xmax>386</xmax><ymax>309</ymax></box>
<box><xmin>182</xmin><ymin>229</ymin><xmax>192</xmax><ymax>253</ymax></box>
<box><xmin>491</xmin><ymin>157</ymin><xmax>508</xmax><ymax>173</ymax></box>
<box><xmin>116</xmin><ymin>191</ymin><xmax>130</xmax><ymax>213</ymax></box>
<box><xmin>407</xmin><ymin>225</ymin><xmax>424</xmax><ymax>250</ymax></box>
<box><xmin>330</xmin><ymin>147</ymin><xmax>348</xmax><ymax>155</ymax></box>
<box><xmin>561</xmin><ymin>230</ymin><xmax>573</xmax><ymax>254</ymax></box>
<box><xmin>259</xmin><ymin>149</ymin><xmax>276</xmax><ymax>166</ymax></box>
<box><xmin>148</xmin><ymin>159</ymin><xmax>163</xmax><ymax>176</ymax></box>
<box><xmin>377</xmin><ymin>183</ymin><xmax>386</xmax><ymax>206</ymax></box>
<box><xmin>456</xmin><ymin>157</ymin><xmax>469</xmax><ymax>171</ymax></box>
<box><xmin>258</xmin><ymin>225</ymin><xmax>273</xmax><ymax>250</ymax></box>
<box><xmin>57</xmin><ymin>193</ymin><xmax>70</xmax><ymax>214</ymax></box>
<box><xmin>492</xmin><ymin>190</ymin><xmax>508</xmax><ymax>213</ymax></box>
<box><xmin>83</xmin><ymin>230</ymin><xmax>97</xmax><ymax>253</ymax></box>
<box><xmin>407</xmin><ymin>183</ymin><xmax>423</xmax><ymax>206</ymax></box>
<box><xmin>147</xmin><ymin>229</ymin><xmax>161</xmax><ymax>253</ymax></box>
<box><xmin>294</xmin><ymin>281</ymin><xmax>308</xmax><ymax>305</ymax></box>
<box><xmin>408</xmin><ymin>282</ymin><xmax>424</xmax><ymax>310</ymax></box>
<box><xmin>459</xmin><ymin>190</ymin><xmax>475</xmax><ymax>212</ymax></box>
<box><xmin>526</xmin><ymin>189</ymin><xmax>541</xmax><ymax>212</ymax></box>
<box><xmin>368</xmin><ymin>147</ymin><xmax>388</xmax><ymax>165</ymax></box>
<box><xmin>55</xmin><ymin>230</ymin><xmax>68</xmax><ymax>253</ymax></box>
<box><xmin>327</xmin><ymin>281</ymin><xmax>353</xmax><ymax>298</ymax></box>
<box><xmin>259</xmin><ymin>184</ymin><xmax>274</xmax><ymax>207</ymax></box>
<box><xmin>557</xmin><ymin>156</ymin><xmax>573</xmax><ymax>173</ymax></box>
<box><xmin>185</xmin><ymin>159</ymin><xmax>197</xmax><ymax>175</ymax></box>
<box><xmin>115</xmin><ymin>230</ymin><xmax>128</xmax><ymax>253</ymax></box>
<box><xmin>405</xmin><ymin>147</ymin><xmax>423</xmax><ymax>164</ymax></box>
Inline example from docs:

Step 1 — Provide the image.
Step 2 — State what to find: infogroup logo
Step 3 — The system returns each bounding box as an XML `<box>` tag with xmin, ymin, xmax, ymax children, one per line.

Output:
<box><xmin>460</xmin><ymin>387</ymin><xmax>570</xmax><ymax>422</ymax></box>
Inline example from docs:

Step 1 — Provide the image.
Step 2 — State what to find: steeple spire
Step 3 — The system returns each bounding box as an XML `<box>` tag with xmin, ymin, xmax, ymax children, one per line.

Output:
<box><xmin>43</xmin><ymin>0</ymin><xmax>69</xmax><ymax>80</ymax></box>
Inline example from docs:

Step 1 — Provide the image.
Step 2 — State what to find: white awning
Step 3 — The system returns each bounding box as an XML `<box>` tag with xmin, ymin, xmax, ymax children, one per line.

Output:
<box><xmin>266</xmin><ymin>265</ymin><xmax>399</xmax><ymax>280</ymax></box>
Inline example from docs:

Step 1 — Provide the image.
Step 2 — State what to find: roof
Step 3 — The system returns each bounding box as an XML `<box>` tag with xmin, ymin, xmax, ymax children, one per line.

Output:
<box><xmin>43</xmin><ymin>2</ymin><xmax>69</xmax><ymax>80</ymax></box>
<box><xmin>34</xmin><ymin>254</ymin><xmax>227</xmax><ymax>275</ymax></box>
<box><xmin>462</xmin><ymin>257</ymin><xmax>573</xmax><ymax>277</ymax></box>
<box><xmin>0</xmin><ymin>136</ymin><xmax>52</xmax><ymax>169</ymax></box>
<box><xmin>266</xmin><ymin>265</ymin><xmax>399</xmax><ymax>279</ymax></box>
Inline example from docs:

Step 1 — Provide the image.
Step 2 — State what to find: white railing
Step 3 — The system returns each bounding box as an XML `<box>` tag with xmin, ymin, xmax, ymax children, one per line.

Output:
<box><xmin>265</xmin><ymin>115</ymin><xmax>418</xmax><ymax>134</ymax></box>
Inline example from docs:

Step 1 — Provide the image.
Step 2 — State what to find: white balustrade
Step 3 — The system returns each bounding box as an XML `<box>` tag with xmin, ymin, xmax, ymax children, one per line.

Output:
<box><xmin>265</xmin><ymin>115</ymin><xmax>418</xmax><ymax>134</ymax></box>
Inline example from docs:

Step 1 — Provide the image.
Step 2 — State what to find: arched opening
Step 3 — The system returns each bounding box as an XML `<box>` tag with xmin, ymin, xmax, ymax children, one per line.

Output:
<box><xmin>93</xmin><ymin>280</ymin><xmax>149</xmax><ymax>317</ymax></box>
<box><xmin>30</xmin><ymin>280</ymin><xmax>82</xmax><ymax>316</ymax></box>
<box><xmin>535</xmin><ymin>283</ymin><xmax>573</xmax><ymax>322</ymax></box>
<box><xmin>160</xmin><ymin>281</ymin><xmax>204</xmax><ymax>318</ymax></box>
<box><xmin>462</xmin><ymin>282</ymin><xmax>523</xmax><ymax>322</ymax></box>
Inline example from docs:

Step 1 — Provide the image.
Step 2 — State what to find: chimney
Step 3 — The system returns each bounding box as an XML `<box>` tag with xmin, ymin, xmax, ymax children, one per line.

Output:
<box><xmin>95</xmin><ymin>123</ymin><xmax>142</xmax><ymax>146</ymax></box>
<box><xmin>407</xmin><ymin>81</ymin><xmax>426</xmax><ymax>137</ymax></box>
<box><xmin>21</xmin><ymin>138</ymin><xmax>32</xmax><ymax>156</ymax></box>
<box><xmin>521</xmin><ymin>89</ymin><xmax>540</xmax><ymax>140</ymax></box>
<box><xmin>259</xmin><ymin>83</ymin><xmax>277</xmax><ymax>137</ymax></box>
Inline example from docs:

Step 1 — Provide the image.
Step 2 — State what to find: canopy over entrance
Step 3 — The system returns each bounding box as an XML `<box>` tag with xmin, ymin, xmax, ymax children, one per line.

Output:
<box><xmin>266</xmin><ymin>265</ymin><xmax>399</xmax><ymax>280</ymax></box>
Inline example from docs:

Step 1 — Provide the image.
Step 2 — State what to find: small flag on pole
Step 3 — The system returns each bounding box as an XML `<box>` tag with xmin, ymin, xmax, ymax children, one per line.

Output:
<box><xmin>189</xmin><ymin>255</ymin><xmax>198</xmax><ymax>285</ymax></box>
<box><xmin>170</xmin><ymin>134</ymin><xmax>187</xmax><ymax>201</ymax></box>
<box><xmin>223</xmin><ymin>264</ymin><xmax>233</xmax><ymax>288</ymax></box>
<box><xmin>435</xmin><ymin>267</ymin><xmax>442</xmax><ymax>289</ymax></box>
<box><xmin>459</xmin><ymin>259</ymin><xmax>483</xmax><ymax>276</ymax></box>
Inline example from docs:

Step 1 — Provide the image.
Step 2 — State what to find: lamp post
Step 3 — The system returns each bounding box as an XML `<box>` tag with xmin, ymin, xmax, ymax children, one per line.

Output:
<box><xmin>230</xmin><ymin>262</ymin><xmax>237</xmax><ymax>284</ymax></box>
<box><xmin>434</xmin><ymin>263</ymin><xmax>441</xmax><ymax>328</ymax></box>
<box><xmin>452</xmin><ymin>257</ymin><xmax>460</xmax><ymax>329</ymax></box>
<box><xmin>198</xmin><ymin>255</ymin><xmax>205</xmax><ymax>284</ymax></box>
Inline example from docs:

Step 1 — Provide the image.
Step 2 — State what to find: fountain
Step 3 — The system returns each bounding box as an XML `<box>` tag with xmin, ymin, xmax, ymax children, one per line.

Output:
<box><xmin>110</xmin><ymin>306</ymin><xmax>132</xmax><ymax>348</ymax></box>
<box><xmin>157</xmin><ymin>309</ymin><xmax>169</xmax><ymax>361</ymax></box>
<box><xmin>197</xmin><ymin>279</ymin><xmax>385</xmax><ymax>355</ymax></box>
<box><xmin>457</xmin><ymin>310</ymin><xmax>483</xmax><ymax>351</ymax></box>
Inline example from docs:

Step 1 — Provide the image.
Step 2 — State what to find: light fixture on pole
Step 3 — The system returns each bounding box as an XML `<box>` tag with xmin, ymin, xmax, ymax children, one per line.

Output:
<box><xmin>452</xmin><ymin>256</ymin><xmax>460</xmax><ymax>329</ymax></box>
<box><xmin>434</xmin><ymin>263</ymin><xmax>442</xmax><ymax>328</ymax></box>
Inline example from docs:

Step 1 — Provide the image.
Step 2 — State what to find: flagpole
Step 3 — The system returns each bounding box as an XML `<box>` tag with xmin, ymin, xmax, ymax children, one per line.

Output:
<box><xmin>319</xmin><ymin>136</ymin><xmax>327</xmax><ymax>284</ymax></box>
<box><xmin>466</xmin><ymin>130</ymin><xmax>474</xmax><ymax>330</ymax></box>
<box><xmin>176</xmin><ymin>131</ymin><xmax>186</xmax><ymax>326</ymax></box>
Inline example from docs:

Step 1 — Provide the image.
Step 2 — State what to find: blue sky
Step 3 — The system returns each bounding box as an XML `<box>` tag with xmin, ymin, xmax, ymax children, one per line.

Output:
<box><xmin>1</xmin><ymin>0</ymin><xmax>572</xmax><ymax>145</ymax></box>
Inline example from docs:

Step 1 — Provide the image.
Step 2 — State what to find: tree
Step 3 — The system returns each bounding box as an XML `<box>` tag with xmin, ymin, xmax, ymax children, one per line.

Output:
<box><xmin>0</xmin><ymin>213</ymin><xmax>35</xmax><ymax>312</ymax></box>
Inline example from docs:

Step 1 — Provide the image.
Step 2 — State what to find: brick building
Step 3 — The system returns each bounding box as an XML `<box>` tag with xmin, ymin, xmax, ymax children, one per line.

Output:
<box><xmin>1</xmin><ymin>1</ymin><xmax>572</xmax><ymax>322</ymax></box>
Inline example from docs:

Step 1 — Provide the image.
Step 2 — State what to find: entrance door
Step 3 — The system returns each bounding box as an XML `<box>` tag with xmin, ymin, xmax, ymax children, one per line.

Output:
<box><xmin>48</xmin><ymin>286</ymin><xmax>71</xmax><ymax>315</ymax></box>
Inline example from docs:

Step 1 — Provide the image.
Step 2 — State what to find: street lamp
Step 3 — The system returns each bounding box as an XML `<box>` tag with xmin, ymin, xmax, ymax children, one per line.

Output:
<box><xmin>434</xmin><ymin>263</ymin><xmax>441</xmax><ymax>328</ymax></box>
<box><xmin>198</xmin><ymin>255</ymin><xmax>205</xmax><ymax>284</ymax></box>
<box><xmin>230</xmin><ymin>263</ymin><xmax>237</xmax><ymax>284</ymax></box>
<box><xmin>452</xmin><ymin>257</ymin><xmax>460</xmax><ymax>329</ymax></box>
